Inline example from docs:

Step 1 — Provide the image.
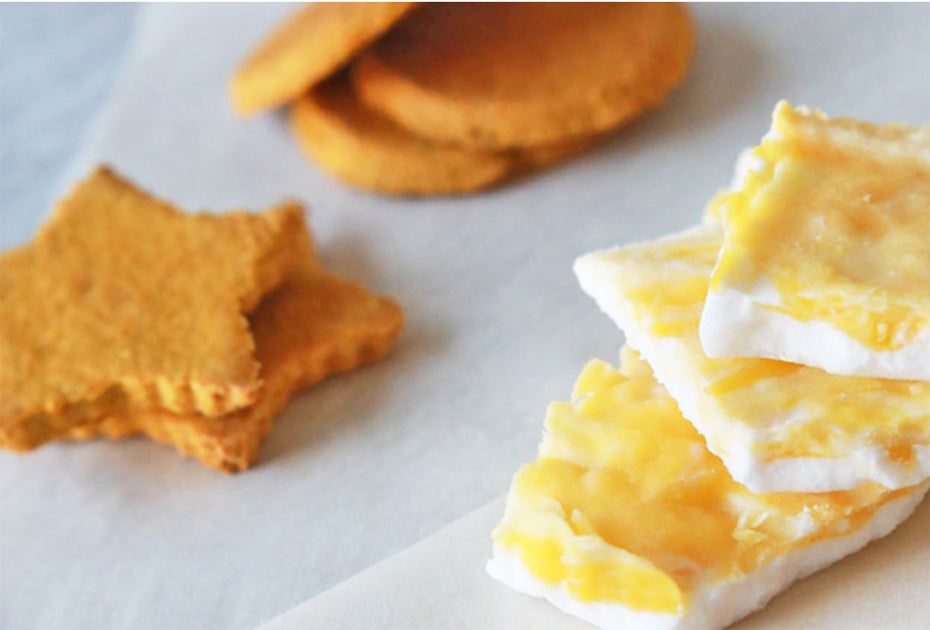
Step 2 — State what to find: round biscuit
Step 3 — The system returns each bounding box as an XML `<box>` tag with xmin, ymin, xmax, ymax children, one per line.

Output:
<box><xmin>351</xmin><ymin>3</ymin><xmax>694</xmax><ymax>149</ymax></box>
<box><xmin>232</xmin><ymin>2</ymin><xmax>418</xmax><ymax>116</ymax></box>
<box><xmin>289</xmin><ymin>76</ymin><xmax>514</xmax><ymax>196</ymax></box>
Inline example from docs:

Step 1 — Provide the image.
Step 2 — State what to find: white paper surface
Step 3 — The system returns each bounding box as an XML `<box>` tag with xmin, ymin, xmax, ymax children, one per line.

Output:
<box><xmin>1</xmin><ymin>4</ymin><xmax>928</xmax><ymax>630</ymax></box>
<box><xmin>259</xmin><ymin>496</ymin><xmax>930</xmax><ymax>630</ymax></box>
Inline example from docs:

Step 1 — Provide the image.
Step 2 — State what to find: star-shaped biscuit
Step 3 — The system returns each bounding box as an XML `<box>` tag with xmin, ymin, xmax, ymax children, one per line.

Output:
<box><xmin>69</xmin><ymin>240</ymin><xmax>404</xmax><ymax>472</ymax></box>
<box><xmin>0</xmin><ymin>167</ymin><xmax>305</xmax><ymax>451</ymax></box>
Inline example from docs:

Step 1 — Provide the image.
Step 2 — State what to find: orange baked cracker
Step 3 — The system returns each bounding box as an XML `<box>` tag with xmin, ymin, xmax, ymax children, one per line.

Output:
<box><xmin>290</xmin><ymin>74</ymin><xmax>514</xmax><ymax>195</ymax></box>
<box><xmin>352</xmin><ymin>3</ymin><xmax>694</xmax><ymax>149</ymax></box>
<box><xmin>69</xmin><ymin>256</ymin><xmax>404</xmax><ymax>472</ymax></box>
<box><xmin>231</xmin><ymin>2</ymin><xmax>418</xmax><ymax>116</ymax></box>
<box><xmin>0</xmin><ymin>167</ymin><xmax>306</xmax><ymax>452</ymax></box>
<box><xmin>289</xmin><ymin>74</ymin><xmax>603</xmax><ymax>195</ymax></box>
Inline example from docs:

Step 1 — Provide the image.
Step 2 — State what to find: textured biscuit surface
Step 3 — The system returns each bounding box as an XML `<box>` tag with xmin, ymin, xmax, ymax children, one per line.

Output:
<box><xmin>70</xmin><ymin>251</ymin><xmax>405</xmax><ymax>472</ymax></box>
<box><xmin>232</xmin><ymin>2</ymin><xmax>418</xmax><ymax>115</ymax></box>
<box><xmin>352</xmin><ymin>3</ymin><xmax>694</xmax><ymax>149</ymax></box>
<box><xmin>0</xmin><ymin>167</ymin><xmax>305</xmax><ymax>451</ymax></box>
<box><xmin>290</xmin><ymin>75</ymin><xmax>514</xmax><ymax>195</ymax></box>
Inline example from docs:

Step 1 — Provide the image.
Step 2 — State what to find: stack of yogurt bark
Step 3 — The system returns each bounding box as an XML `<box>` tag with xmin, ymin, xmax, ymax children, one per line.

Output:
<box><xmin>488</xmin><ymin>102</ymin><xmax>930</xmax><ymax>630</ymax></box>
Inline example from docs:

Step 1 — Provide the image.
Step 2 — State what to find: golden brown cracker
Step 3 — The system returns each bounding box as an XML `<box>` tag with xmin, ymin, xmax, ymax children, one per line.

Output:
<box><xmin>231</xmin><ymin>2</ymin><xmax>418</xmax><ymax>116</ymax></box>
<box><xmin>290</xmin><ymin>75</ymin><xmax>514</xmax><ymax>195</ymax></box>
<box><xmin>351</xmin><ymin>3</ymin><xmax>694</xmax><ymax>149</ymax></box>
<box><xmin>0</xmin><ymin>167</ymin><xmax>305</xmax><ymax>452</ymax></box>
<box><xmin>70</xmin><ymin>261</ymin><xmax>405</xmax><ymax>473</ymax></box>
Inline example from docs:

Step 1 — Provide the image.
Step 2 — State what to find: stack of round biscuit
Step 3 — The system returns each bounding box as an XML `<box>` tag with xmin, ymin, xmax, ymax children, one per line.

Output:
<box><xmin>232</xmin><ymin>2</ymin><xmax>694</xmax><ymax>196</ymax></box>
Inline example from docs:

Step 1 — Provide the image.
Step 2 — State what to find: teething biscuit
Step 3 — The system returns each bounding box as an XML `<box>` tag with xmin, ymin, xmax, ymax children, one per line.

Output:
<box><xmin>352</xmin><ymin>3</ymin><xmax>694</xmax><ymax>149</ymax></box>
<box><xmin>232</xmin><ymin>2</ymin><xmax>418</xmax><ymax>115</ymax></box>
<box><xmin>290</xmin><ymin>75</ymin><xmax>513</xmax><ymax>195</ymax></box>
<box><xmin>0</xmin><ymin>167</ymin><xmax>305</xmax><ymax>451</ymax></box>
<box><xmin>70</xmin><ymin>257</ymin><xmax>404</xmax><ymax>472</ymax></box>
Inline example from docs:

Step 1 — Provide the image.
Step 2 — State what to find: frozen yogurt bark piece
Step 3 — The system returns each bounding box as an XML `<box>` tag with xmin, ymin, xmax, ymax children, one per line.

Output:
<box><xmin>701</xmin><ymin>102</ymin><xmax>930</xmax><ymax>381</ymax></box>
<box><xmin>488</xmin><ymin>349</ymin><xmax>927</xmax><ymax>630</ymax></box>
<box><xmin>574</xmin><ymin>225</ymin><xmax>930</xmax><ymax>493</ymax></box>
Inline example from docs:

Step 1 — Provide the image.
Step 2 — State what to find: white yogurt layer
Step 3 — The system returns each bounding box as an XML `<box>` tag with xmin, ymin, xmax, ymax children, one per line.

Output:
<box><xmin>700</xmin><ymin>283</ymin><xmax>930</xmax><ymax>381</ymax></box>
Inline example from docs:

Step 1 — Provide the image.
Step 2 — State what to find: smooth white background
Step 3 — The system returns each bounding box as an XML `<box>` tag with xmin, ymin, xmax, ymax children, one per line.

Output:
<box><xmin>1</xmin><ymin>4</ymin><xmax>928</xmax><ymax>629</ymax></box>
